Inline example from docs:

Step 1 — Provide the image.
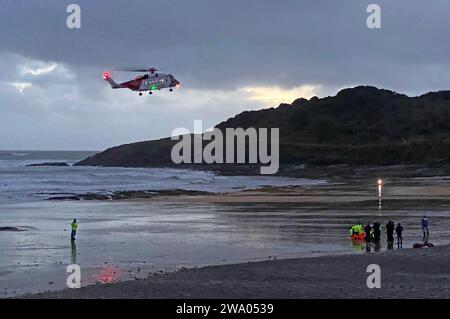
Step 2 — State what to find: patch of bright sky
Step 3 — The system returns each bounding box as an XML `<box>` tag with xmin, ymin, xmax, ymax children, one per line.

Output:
<box><xmin>240</xmin><ymin>85</ymin><xmax>321</xmax><ymax>105</ymax></box>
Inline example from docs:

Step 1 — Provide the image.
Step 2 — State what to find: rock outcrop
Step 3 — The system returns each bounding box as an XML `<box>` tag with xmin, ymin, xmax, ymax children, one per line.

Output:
<box><xmin>75</xmin><ymin>86</ymin><xmax>450</xmax><ymax>169</ymax></box>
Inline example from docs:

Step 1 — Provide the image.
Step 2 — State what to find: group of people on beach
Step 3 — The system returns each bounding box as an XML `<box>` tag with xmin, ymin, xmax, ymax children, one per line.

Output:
<box><xmin>361</xmin><ymin>221</ymin><xmax>404</xmax><ymax>245</ymax></box>
<box><xmin>350</xmin><ymin>215</ymin><xmax>430</xmax><ymax>250</ymax></box>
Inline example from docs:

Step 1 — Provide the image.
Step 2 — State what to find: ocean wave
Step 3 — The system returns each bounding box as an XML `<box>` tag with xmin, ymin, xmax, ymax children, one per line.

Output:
<box><xmin>188</xmin><ymin>178</ymin><xmax>212</xmax><ymax>184</ymax></box>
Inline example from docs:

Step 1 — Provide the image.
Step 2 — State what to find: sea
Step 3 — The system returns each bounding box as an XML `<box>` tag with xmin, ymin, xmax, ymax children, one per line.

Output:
<box><xmin>0</xmin><ymin>150</ymin><xmax>325</xmax><ymax>204</ymax></box>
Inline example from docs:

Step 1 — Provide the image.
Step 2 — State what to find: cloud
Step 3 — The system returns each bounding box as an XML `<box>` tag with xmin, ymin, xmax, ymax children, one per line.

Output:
<box><xmin>8</xmin><ymin>82</ymin><xmax>33</xmax><ymax>93</ymax></box>
<box><xmin>0</xmin><ymin>53</ymin><xmax>281</xmax><ymax>150</ymax></box>
<box><xmin>21</xmin><ymin>63</ymin><xmax>57</xmax><ymax>76</ymax></box>
<box><xmin>0</xmin><ymin>0</ymin><xmax>449</xmax><ymax>149</ymax></box>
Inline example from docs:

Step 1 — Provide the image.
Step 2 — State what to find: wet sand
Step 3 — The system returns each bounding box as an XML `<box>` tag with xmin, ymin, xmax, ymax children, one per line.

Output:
<box><xmin>3</xmin><ymin>174</ymin><xmax>450</xmax><ymax>298</ymax></box>
<box><xmin>29</xmin><ymin>244</ymin><xmax>450</xmax><ymax>299</ymax></box>
<box><xmin>155</xmin><ymin>176</ymin><xmax>450</xmax><ymax>204</ymax></box>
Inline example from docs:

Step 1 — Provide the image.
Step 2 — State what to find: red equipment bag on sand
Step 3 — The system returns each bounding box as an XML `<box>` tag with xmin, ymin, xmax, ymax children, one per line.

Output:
<box><xmin>413</xmin><ymin>242</ymin><xmax>434</xmax><ymax>248</ymax></box>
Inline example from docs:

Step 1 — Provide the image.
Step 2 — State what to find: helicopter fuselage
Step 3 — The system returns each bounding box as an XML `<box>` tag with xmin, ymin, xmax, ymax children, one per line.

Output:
<box><xmin>134</xmin><ymin>73</ymin><xmax>179</xmax><ymax>92</ymax></box>
<box><xmin>103</xmin><ymin>72</ymin><xmax>180</xmax><ymax>94</ymax></box>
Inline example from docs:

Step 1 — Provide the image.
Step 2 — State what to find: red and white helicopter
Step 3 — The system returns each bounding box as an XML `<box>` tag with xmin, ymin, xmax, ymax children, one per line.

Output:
<box><xmin>103</xmin><ymin>67</ymin><xmax>180</xmax><ymax>95</ymax></box>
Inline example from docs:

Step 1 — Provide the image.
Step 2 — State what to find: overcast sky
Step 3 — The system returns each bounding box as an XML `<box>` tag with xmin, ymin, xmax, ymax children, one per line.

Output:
<box><xmin>1</xmin><ymin>0</ymin><xmax>449</xmax><ymax>150</ymax></box>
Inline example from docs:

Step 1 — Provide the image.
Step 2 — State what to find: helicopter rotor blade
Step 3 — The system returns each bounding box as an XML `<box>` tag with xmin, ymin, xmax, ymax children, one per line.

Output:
<box><xmin>113</xmin><ymin>67</ymin><xmax>162</xmax><ymax>73</ymax></box>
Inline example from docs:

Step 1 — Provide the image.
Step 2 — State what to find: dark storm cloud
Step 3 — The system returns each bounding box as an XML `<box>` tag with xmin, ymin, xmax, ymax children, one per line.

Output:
<box><xmin>1</xmin><ymin>0</ymin><xmax>450</xmax><ymax>149</ymax></box>
<box><xmin>1</xmin><ymin>0</ymin><xmax>450</xmax><ymax>92</ymax></box>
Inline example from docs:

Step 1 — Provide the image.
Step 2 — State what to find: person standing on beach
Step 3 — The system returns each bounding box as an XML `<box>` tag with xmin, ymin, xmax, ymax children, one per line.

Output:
<box><xmin>372</xmin><ymin>223</ymin><xmax>381</xmax><ymax>242</ymax></box>
<box><xmin>364</xmin><ymin>223</ymin><xmax>372</xmax><ymax>241</ymax></box>
<box><xmin>71</xmin><ymin>219</ymin><xmax>78</xmax><ymax>241</ymax></box>
<box><xmin>421</xmin><ymin>215</ymin><xmax>429</xmax><ymax>241</ymax></box>
<box><xmin>386</xmin><ymin>220</ymin><xmax>395</xmax><ymax>242</ymax></box>
<box><xmin>364</xmin><ymin>223</ymin><xmax>372</xmax><ymax>252</ymax></box>
<box><xmin>396</xmin><ymin>223</ymin><xmax>403</xmax><ymax>247</ymax></box>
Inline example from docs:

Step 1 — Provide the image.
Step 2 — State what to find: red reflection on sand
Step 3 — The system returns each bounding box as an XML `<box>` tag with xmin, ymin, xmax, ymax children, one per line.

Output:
<box><xmin>95</xmin><ymin>266</ymin><xmax>120</xmax><ymax>284</ymax></box>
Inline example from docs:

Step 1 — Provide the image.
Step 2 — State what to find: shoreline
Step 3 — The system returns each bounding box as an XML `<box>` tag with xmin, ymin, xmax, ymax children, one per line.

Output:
<box><xmin>2</xmin><ymin>171</ymin><xmax>449</xmax><ymax>299</ymax></box>
<box><xmin>41</xmin><ymin>171</ymin><xmax>450</xmax><ymax>204</ymax></box>
<box><xmin>26</xmin><ymin>244</ymin><xmax>450</xmax><ymax>299</ymax></box>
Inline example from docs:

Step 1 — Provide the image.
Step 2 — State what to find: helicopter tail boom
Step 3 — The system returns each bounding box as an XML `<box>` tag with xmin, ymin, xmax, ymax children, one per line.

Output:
<box><xmin>103</xmin><ymin>72</ymin><xmax>122</xmax><ymax>89</ymax></box>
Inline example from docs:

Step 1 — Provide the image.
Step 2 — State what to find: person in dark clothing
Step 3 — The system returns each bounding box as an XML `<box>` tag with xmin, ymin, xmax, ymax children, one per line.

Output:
<box><xmin>364</xmin><ymin>223</ymin><xmax>372</xmax><ymax>252</ymax></box>
<box><xmin>421</xmin><ymin>215</ymin><xmax>429</xmax><ymax>242</ymax></box>
<box><xmin>364</xmin><ymin>223</ymin><xmax>372</xmax><ymax>242</ymax></box>
<box><xmin>372</xmin><ymin>223</ymin><xmax>381</xmax><ymax>242</ymax></box>
<box><xmin>396</xmin><ymin>223</ymin><xmax>403</xmax><ymax>248</ymax></box>
<box><xmin>386</xmin><ymin>220</ymin><xmax>395</xmax><ymax>242</ymax></box>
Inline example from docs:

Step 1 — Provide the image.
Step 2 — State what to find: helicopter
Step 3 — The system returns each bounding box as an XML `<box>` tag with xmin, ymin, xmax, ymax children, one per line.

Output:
<box><xmin>103</xmin><ymin>67</ymin><xmax>180</xmax><ymax>95</ymax></box>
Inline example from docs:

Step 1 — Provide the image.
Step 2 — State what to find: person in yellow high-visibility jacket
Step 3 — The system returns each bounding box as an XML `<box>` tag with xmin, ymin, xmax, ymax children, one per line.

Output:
<box><xmin>71</xmin><ymin>219</ymin><xmax>78</xmax><ymax>241</ymax></box>
<box><xmin>349</xmin><ymin>224</ymin><xmax>364</xmax><ymax>237</ymax></box>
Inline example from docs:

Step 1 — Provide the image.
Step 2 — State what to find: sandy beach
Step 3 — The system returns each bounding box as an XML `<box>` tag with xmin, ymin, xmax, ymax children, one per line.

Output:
<box><xmin>28</xmin><ymin>244</ymin><xmax>450</xmax><ymax>299</ymax></box>
<box><xmin>2</xmin><ymin>167</ymin><xmax>450</xmax><ymax>299</ymax></box>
